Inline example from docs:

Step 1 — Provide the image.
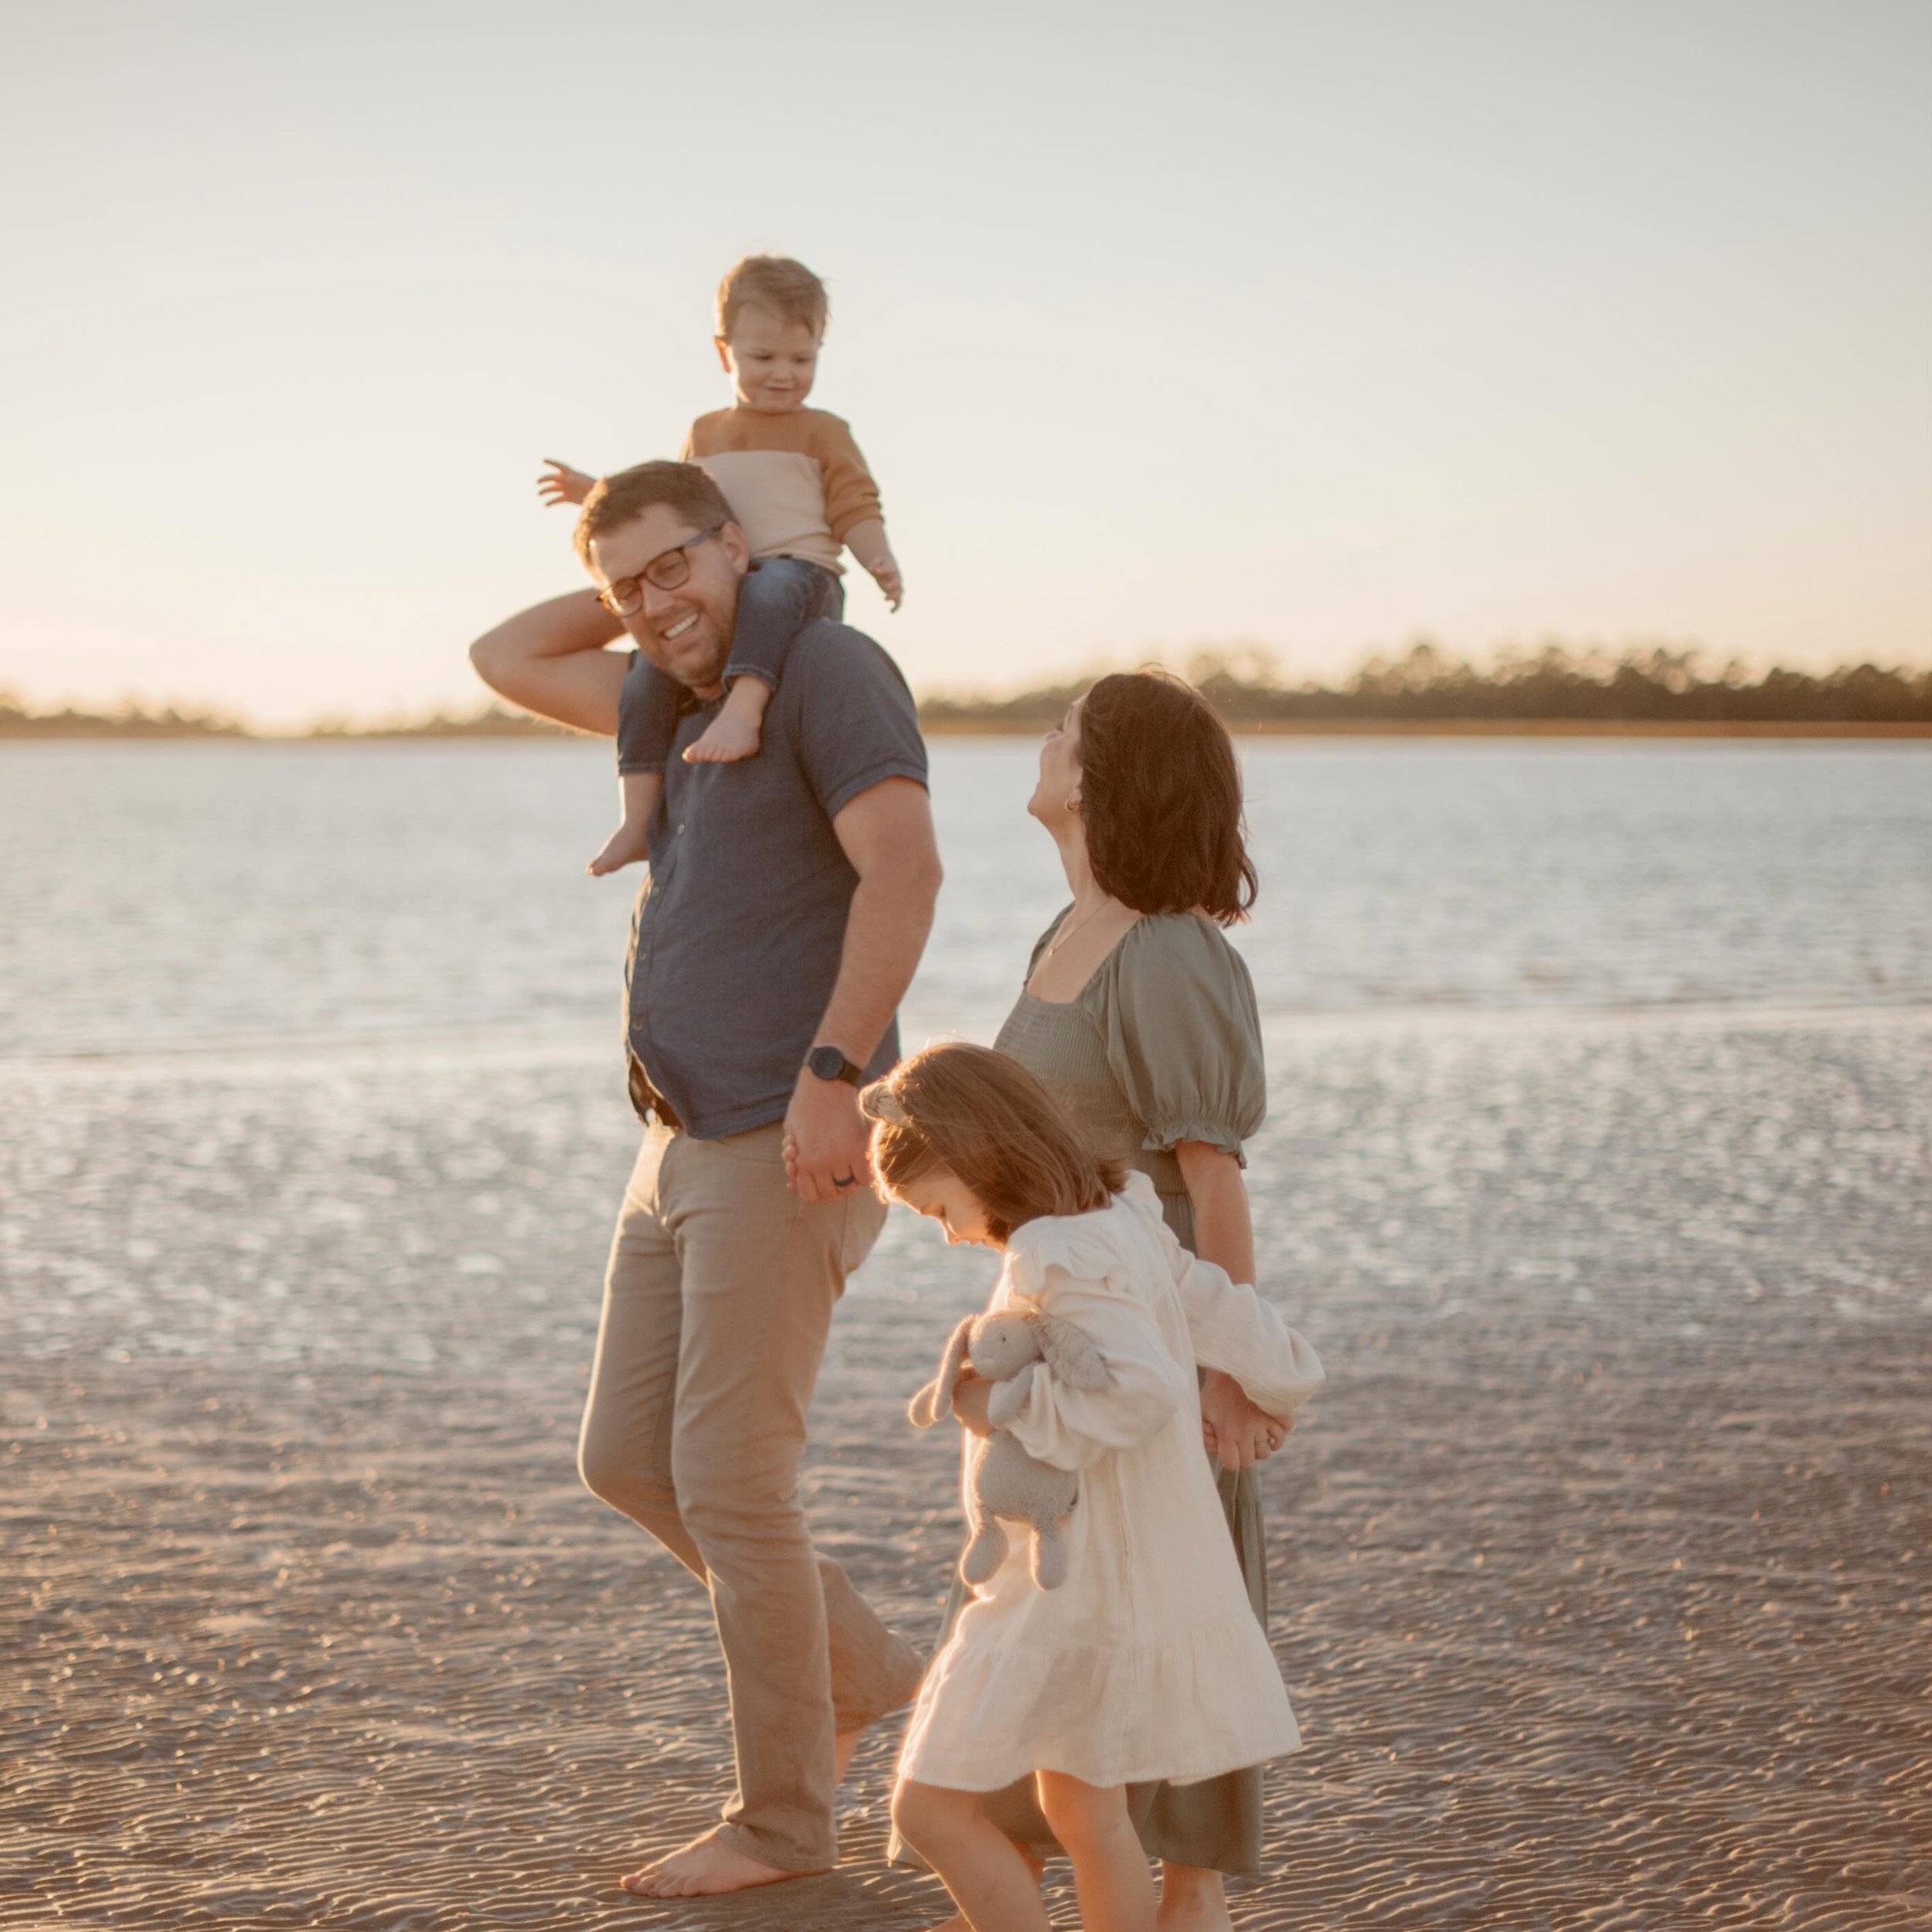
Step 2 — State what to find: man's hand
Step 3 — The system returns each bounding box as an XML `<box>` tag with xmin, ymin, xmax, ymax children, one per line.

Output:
<box><xmin>537</xmin><ymin>459</ymin><xmax>597</xmax><ymax>508</ymax></box>
<box><xmin>1199</xmin><ymin>1369</ymin><xmax>1294</xmax><ymax>1471</ymax></box>
<box><xmin>951</xmin><ymin>1372</ymin><xmax>996</xmax><ymax>1439</ymax></box>
<box><xmin>781</xmin><ymin>1068</ymin><xmax>872</xmax><ymax>1203</ymax></box>
<box><xmin>865</xmin><ymin>553</ymin><xmax>903</xmax><ymax>611</ymax></box>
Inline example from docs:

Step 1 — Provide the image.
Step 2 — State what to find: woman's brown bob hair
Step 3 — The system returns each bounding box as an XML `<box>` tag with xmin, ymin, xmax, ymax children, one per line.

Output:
<box><xmin>860</xmin><ymin>1043</ymin><xmax>1125</xmax><ymax>1243</ymax></box>
<box><xmin>1078</xmin><ymin>671</ymin><xmax>1257</xmax><ymax>923</ymax></box>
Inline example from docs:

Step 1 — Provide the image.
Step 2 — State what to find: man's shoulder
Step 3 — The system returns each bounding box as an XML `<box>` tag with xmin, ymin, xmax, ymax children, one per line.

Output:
<box><xmin>784</xmin><ymin>620</ymin><xmax>915</xmax><ymax>701</ymax></box>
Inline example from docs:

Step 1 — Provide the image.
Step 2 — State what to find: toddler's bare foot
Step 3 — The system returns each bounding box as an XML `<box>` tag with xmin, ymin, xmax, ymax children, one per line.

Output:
<box><xmin>682</xmin><ymin>708</ymin><xmax>764</xmax><ymax>763</ymax></box>
<box><xmin>620</xmin><ymin>1827</ymin><xmax>821</xmax><ymax>1898</ymax></box>
<box><xmin>587</xmin><ymin>821</ymin><xmax>651</xmax><ymax>876</ymax></box>
<box><xmin>683</xmin><ymin>676</ymin><xmax>772</xmax><ymax>764</ymax></box>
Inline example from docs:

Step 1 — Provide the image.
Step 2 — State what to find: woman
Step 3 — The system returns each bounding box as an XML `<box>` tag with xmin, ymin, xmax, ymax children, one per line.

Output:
<box><xmin>908</xmin><ymin>670</ymin><xmax>1293</xmax><ymax>1932</ymax></box>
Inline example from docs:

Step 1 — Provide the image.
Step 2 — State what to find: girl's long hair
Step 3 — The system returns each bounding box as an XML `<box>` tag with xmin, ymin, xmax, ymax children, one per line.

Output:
<box><xmin>860</xmin><ymin>1042</ymin><xmax>1124</xmax><ymax>1241</ymax></box>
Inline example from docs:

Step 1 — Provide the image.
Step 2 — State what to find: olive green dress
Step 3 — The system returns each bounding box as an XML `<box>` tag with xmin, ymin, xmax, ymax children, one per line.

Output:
<box><xmin>900</xmin><ymin>910</ymin><xmax>1272</xmax><ymax>1876</ymax></box>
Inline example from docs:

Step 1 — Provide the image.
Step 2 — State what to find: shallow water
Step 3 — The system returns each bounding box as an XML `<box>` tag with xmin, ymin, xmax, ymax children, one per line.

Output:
<box><xmin>3</xmin><ymin>738</ymin><xmax>1927</xmax><ymax>1058</ymax></box>
<box><xmin>4</xmin><ymin>1006</ymin><xmax>1927</xmax><ymax>1929</ymax></box>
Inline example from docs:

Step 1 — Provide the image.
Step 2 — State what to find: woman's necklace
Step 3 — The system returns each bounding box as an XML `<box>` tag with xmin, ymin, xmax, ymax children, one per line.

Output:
<box><xmin>1043</xmin><ymin>896</ymin><xmax>1115</xmax><ymax>960</ymax></box>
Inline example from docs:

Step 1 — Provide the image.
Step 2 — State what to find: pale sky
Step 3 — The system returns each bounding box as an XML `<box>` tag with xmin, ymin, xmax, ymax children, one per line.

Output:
<box><xmin>2</xmin><ymin>0</ymin><xmax>1928</xmax><ymax>726</ymax></box>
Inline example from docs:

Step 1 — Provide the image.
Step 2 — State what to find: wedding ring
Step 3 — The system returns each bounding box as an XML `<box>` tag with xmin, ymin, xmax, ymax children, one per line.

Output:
<box><xmin>833</xmin><ymin>1172</ymin><xmax>857</xmax><ymax>1189</ymax></box>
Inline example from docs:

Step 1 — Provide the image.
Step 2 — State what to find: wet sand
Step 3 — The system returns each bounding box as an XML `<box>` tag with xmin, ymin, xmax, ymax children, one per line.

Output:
<box><xmin>4</xmin><ymin>1008</ymin><xmax>1928</xmax><ymax>1929</ymax></box>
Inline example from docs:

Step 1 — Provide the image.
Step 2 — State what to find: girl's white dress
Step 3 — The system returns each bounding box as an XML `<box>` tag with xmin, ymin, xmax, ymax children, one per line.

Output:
<box><xmin>896</xmin><ymin>1171</ymin><xmax>1325</xmax><ymax>1793</ymax></box>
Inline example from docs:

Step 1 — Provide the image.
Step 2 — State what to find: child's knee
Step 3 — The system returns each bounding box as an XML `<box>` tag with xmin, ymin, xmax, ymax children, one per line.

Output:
<box><xmin>891</xmin><ymin>1777</ymin><xmax>975</xmax><ymax>1852</ymax></box>
<box><xmin>1034</xmin><ymin>1771</ymin><xmax>1129</xmax><ymax>1853</ymax></box>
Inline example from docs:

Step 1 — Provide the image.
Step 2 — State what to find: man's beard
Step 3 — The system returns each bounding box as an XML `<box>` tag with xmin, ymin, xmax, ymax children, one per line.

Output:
<box><xmin>640</xmin><ymin>621</ymin><xmax>731</xmax><ymax>695</ymax></box>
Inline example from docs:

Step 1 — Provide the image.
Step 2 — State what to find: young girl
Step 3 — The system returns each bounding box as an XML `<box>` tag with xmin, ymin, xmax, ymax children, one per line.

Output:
<box><xmin>862</xmin><ymin>1043</ymin><xmax>1325</xmax><ymax>1932</ymax></box>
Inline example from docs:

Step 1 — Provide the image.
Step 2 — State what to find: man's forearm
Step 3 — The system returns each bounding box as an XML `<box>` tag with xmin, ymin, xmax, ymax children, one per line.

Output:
<box><xmin>814</xmin><ymin>855</ymin><xmax>938</xmax><ymax>1066</ymax></box>
<box><xmin>468</xmin><ymin>589</ymin><xmax>630</xmax><ymax>737</ymax></box>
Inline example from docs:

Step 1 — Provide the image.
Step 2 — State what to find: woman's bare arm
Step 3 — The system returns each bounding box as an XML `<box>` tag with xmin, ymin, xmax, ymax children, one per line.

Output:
<box><xmin>1175</xmin><ymin>1139</ymin><xmax>1292</xmax><ymax>1471</ymax></box>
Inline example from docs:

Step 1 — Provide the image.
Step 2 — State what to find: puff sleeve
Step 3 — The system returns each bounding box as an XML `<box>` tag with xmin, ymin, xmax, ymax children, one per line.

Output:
<box><xmin>993</xmin><ymin>1255</ymin><xmax>1193</xmax><ymax>1473</ymax></box>
<box><xmin>1100</xmin><ymin>916</ymin><xmax>1266</xmax><ymax>1161</ymax></box>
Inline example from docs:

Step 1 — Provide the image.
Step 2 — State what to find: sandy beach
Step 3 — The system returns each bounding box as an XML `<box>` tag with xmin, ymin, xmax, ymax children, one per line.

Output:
<box><xmin>5</xmin><ymin>1005</ymin><xmax>1927</xmax><ymax>1929</ymax></box>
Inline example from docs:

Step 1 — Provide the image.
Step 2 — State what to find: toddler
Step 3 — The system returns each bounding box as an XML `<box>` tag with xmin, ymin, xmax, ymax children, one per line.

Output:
<box><xmin>862</xmin><ymin>1043</ymin><xmax>1324</xmax><ymax>1932</ymax></box>
<box><xmin>539</xmin><ymin>255</ymin><xmax>903</xmax><ymax>875</ymax></box>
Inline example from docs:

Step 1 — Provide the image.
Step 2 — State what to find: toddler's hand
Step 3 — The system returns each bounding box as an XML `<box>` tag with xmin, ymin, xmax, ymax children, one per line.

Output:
<box><xmin>537</xmin><ymin>460</ymin><xmax>597</xmax><ymax>508</ymax></box>
<box><xmin>867</xmin><ymin>554</ymin><xmax>903</xmax><ymax>611</ymax></box>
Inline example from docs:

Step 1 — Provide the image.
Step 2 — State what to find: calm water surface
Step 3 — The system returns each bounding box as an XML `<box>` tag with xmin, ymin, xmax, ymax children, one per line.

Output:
<box><xmin>2</xmin><ymin>738</ymin><xmax>1927</xmax><ymax>1058</ymax></box>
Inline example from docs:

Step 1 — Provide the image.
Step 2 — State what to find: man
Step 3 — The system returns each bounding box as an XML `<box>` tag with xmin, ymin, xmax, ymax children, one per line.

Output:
<box><xmin>469</xmin><ymin>462</ymin><xmax>940</xmax><ymax>1900</ymax></box>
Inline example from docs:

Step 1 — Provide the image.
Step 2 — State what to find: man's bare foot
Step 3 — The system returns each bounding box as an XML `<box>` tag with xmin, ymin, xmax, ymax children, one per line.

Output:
<box><xmin>587</xmin><ymin>820</ymin><xmax>651</xmax><ymax>876</ymax></box>
<box><xmin>1156</xmin><ymin>1859</ymin><xmax>1234</xmax><ymax>1932</ymax></box>
<box><xmin>682</xmin><ymin>709</ymin><xmax>763</xmax><ymax>763</ymax></box>
<box><xmin>619</xmin><ymin>1828</ymin><xmax>823</xmax><ymax>1899</ymax></box>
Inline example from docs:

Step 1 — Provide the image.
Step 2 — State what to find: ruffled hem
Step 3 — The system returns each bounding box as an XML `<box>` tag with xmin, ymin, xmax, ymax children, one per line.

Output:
<box><xmin>1004</xmin><ymin>1172</ymin><xmax>1164</xmax><ymax>1302</ymax></box>
<box><xmin>1141</xmin><ymin>1117</ymin><xmax>1249</xmax><ymax>1165</ymax></box>
<box><xmin>896</xmin><ymin>1610</ymin><xmax>1301</xmax><ymax>1794</ymax></box>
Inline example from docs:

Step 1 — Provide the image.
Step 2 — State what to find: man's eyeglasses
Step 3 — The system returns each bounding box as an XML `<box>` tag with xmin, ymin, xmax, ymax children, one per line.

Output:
<box><xmin>594</xmin><ymin>525</ymin><xmax>725</xmax><ymax>617</ymax></box>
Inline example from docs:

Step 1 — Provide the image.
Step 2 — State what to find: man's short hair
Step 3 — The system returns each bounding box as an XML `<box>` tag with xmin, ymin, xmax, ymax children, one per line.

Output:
<box><xmin>573</xmin><ymin>461</ymin><xmax>735</xmax><ymax>566</ymax></box>
<box><xmin>716</xmin><ymin>255</ymin><xmax>828</xmax><ymax>342</ymax></box>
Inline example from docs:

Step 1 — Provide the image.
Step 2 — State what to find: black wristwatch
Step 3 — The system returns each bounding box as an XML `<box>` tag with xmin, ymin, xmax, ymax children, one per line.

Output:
<box><xmin>805</xmin><ymin>1044</ymin><xmax>865</xmax><ymax>1087</ymax></box>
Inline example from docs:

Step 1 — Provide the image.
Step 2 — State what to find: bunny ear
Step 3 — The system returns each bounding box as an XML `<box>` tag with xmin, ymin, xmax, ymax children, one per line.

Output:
<box><xmin>909</xmin><ymin>1315</ymin><xmax>976</xmax><ymax>1427</ymax></box>
<box><xmin>1032</xmin><ymin>1314</ymin><xmax>1111</xmax><ymax>1391</ymax></box>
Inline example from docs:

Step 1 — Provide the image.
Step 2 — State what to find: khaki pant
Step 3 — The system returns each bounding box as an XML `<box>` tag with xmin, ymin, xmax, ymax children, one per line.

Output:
<box><xmin>577</xmin><ymin>1121</ymin><xmax>923</xmax><ymax>1872</ymax></box>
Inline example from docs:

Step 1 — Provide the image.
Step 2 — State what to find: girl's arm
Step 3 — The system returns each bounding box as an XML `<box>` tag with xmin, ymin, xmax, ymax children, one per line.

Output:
<box><xmin>1175</xmin><ymin>1140</ymin><xmax>1289</xmax><ymax>1469</ymax></box>
<box><xmin>1158</xmin><ymin>1151</ymin><xmax>1325</xmax><ymax>1423</ymax></box>
<box><xmin>1166</xmin><ymin>1246</ymin><xmax>1325</xmax><ymax>1421</ymax></box>
<box><xmin>995</xmin><ymin>1267</ymin><xmax>1192</xmax><ymax>1473</ymax></box>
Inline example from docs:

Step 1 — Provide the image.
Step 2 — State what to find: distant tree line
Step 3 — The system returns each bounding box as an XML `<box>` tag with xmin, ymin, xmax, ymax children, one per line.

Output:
<box><xmin>0</xmin><ymin>694</ymin><xmax>563</xmax><ymax>739</ymax></box>
<box><xmin>6</xmin><ymin>644</ymin><xmax>1929</xmax><ymax>736</ymax></box>
<box><xmin>0</xmin><ymin>691</ymin><xmax>249</xmax><ymax>737</ymax></box>
<box><xmin>920</xmin><ymin>641</ymin><xmax>1932</xmax><ymax>729</ymax></box>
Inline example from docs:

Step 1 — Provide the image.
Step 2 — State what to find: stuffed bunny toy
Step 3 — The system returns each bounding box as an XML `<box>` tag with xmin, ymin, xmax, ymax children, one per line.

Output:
<box><xmin>910</xmin><ymin>1307</ymin><xmax>1111</xmax><ymax>1590</ymax></box>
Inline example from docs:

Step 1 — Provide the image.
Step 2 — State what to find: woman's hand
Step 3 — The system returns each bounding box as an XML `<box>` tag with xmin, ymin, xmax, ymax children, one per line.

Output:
<box><xmin>536</xmin><ymin>459</ymin><xmax>597</xmax><ymax>508</ymax></box>
<box><xmin>1199</xmin><ymin>1369</ymin><xmax>1293</xmax><ymax>1471</ymax></box>
<box><xmin>952</xmin><ymin>1371</ymin><xmax>996</xmax><ymax>1438</ymax></box>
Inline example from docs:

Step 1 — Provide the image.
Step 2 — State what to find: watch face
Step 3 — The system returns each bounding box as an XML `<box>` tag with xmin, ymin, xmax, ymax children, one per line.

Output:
<box><xmin>809</xmin><ymin>1046</ymin><xmax>842</xmax><ymax>1080</ymax></box>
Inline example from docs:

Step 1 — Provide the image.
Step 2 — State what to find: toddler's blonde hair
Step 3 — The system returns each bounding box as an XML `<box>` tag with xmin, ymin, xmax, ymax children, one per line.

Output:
<box><xmin>716</xmin><ymin>255</ymin><xmax>828</xmax><ymax>342</ymax></box>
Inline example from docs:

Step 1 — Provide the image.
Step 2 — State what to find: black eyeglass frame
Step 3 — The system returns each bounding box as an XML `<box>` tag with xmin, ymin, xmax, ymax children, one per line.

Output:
<box><xmin>594</xmin><ymin>524</ymin><xmax>726</xmax><ymax>616</ymax></box>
